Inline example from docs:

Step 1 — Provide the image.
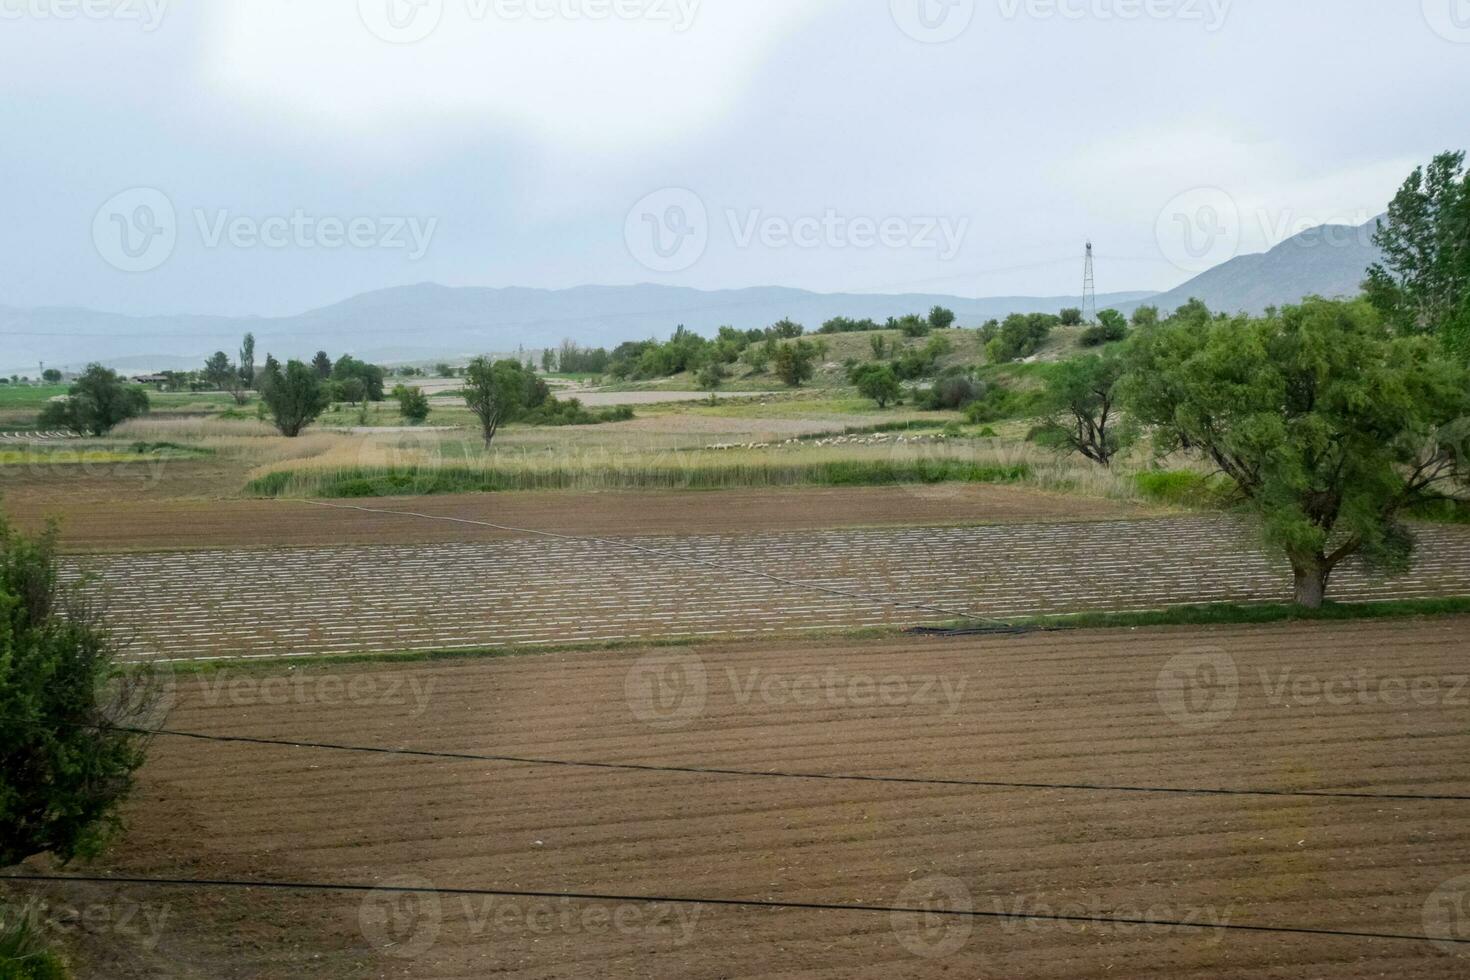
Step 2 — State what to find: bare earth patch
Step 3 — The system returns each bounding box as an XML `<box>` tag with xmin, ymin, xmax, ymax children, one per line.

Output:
<box><xmin>14</xmin><ymin>484</ymin><xmax>1154</xmax><ymax>553</ymax></box>
<box><xmin>24</xmin><ymin>619</ymin><xmax>1470</xmax><ymax>978</ymax></box>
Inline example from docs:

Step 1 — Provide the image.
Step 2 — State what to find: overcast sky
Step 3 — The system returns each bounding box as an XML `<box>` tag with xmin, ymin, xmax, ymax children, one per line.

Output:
<box><xmin>1</xmin><ymin>0</ymin><xmax>1465</xmax><ymax>317</ymax></box>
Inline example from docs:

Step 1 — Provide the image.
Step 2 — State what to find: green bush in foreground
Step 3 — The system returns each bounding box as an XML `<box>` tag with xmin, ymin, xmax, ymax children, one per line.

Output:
<box><xmin>0</xmin><ymin>904</ymin><xmax>70</xmax><ymax>980</ymax></box>
<box><xmin>0</xmin><ymin>516</ymin><xmax>156</xmax><ymax>870</ymax></box>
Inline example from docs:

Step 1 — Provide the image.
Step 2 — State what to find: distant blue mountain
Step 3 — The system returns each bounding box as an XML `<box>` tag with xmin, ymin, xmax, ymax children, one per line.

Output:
<box><xmin>1134</xmin><ymin>217</ymin><xmax>1384</xmax><ymax>317</ymax></box>
<box><xmin>0</xmin><ymin>283</ymin><xmax>1153</xmax><ymax>373</ymax></box>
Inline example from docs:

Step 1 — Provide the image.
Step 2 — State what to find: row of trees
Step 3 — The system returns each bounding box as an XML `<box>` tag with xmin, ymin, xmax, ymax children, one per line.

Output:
<box><xmin>818</xmin><ymin>306</ymin><xmax>957</xmax><ymax>336</ymax></box>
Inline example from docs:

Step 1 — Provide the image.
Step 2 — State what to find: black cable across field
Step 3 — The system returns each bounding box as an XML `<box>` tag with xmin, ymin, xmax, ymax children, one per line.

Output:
<box><xmin>3</xmin><ymin>873</ymin><xmax>1464</xmax><ymax>947</ymax></box>
<box><xmin>118</xmin><ymin>725</ymin><xmax>1470</xmax><ymax>803</ymax></box>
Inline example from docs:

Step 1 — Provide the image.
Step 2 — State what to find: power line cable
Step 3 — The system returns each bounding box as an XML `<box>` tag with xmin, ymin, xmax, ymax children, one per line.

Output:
<box><xmin>2</xmin><ymin>873</ymin><xmax>1463</xmax><ymax>947</ymax></box>
<box><xmin>116</xmin><ymin>725</ymin><xmax>1470</xmax><ymax>804</ymax></box>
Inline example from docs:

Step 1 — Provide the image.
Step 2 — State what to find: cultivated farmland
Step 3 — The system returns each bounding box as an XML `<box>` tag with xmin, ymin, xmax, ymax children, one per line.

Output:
<box><xmin>26</xmin><ymin>619</ymin><xmax>1470</xmax><ymax>978</ymax></box>
<box><xmin>67</xmin><ymin>515</ymin><xmax>1470</xmax><ymax>662</ymax></box>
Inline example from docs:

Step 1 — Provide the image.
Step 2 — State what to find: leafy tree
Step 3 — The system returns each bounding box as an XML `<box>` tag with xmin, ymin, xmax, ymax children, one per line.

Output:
<box><xmin>850</xmin><ymin>363</ymin><xmax>900</xmax><ymax>407</ymax></box>
<box><xmin>696</xmin><ymin>361</ymin><xmax>728</xmax><ymax>392</ymax></box>
<box><xmin>1032</xmin><ymin>353</ymin><xmax>1130</xmax><ymax>467</ymax></box>
<box><xmin>463</xmin><ymin>357</ymin><xmax>530</xmax><ymax>447</ymax></box>
<box><xmin>1059</xmin><ymin>307</ymin><xmax>1084</xmax><ymax>327</ymax></box>
<box><xmin>1171</xmin><ymin>298</ymin><xmax>1213</xmax><ymax>325</ymax></box>
<box><xmin>819</xmin><ymin>316</ymin><xmax>881</xmax><ymax>334</ymax></box>
<box><xmin>393</xmin><ymin>384</ymin><xmax>431</xmax><ymax>424</ymax></box>
<box><xmin>239</xmin><ymin>333</ymin><xmax>256</xmax><ymax>389</ymax></box>
<box><xmin>204</xmin><ymin>351</ymin><xmax>248</xmax><ymax>405</ymax></box>
<box><xmin>987</xmin><ymin>313</ymin><xmax>1059</xmax><ymax>362</ymax></box>
<box><xmin>928</xmin><ymin>306</ymin><xmax>957</xmax><ymax>331</ymax></box>
<box><xmin>894</xmin><ymin>314</ymin><xmax>930</xmax><ymax>338</ymax></box>
<box><xmin>741</xmin><ymin>342</ymin><xmax>771</xmax><ymax>374</ymax></box>
<box><xmin>918</xmin><ymin>368</ymin><xmax>983</xmax><ymax>410</ymax></box>
<box><xmin>1364</xmin><ymin>150</ymin><xmax>1470</xmax><ymax>358</ymax></box>
<box><xmin>1080</xmin><ymin>309</ymin><xmax>1129</xmax><ymax>347</ymax></box>
<box><xmin>773</xmin><ymin>339</ymin><xmax>823</xmax><ymax>387</ymax></box>
<box><xmin>1</xmin><ymin>513</ymin><xmax>156</xmax><ymax>869</ymax></box>
<box><xmin>40</xmin><ymin>369</ymin><xmax>62</xmax><ymax>384</ymax></box>
<box><xmin>340</xmin><ymin>377</ymin><xmax>367</xmax><ymax>406</ymax></box>
<box><xmin>260</xmin><ymin>360</ymin><xmax>329</xmax><ymax>437</ymax></box>
<box><xmin>767</xmin><ymin>318</ymin><xmax>805</xmax><ymax>339</ymax></box>
<box><xmin>1130</xmin><ymin>305</ymin><xmax>1160</xmax><ymax>328</ymax></box>
<box><xmin>37</xmin><ymin>365</ymin><xmax>149</xmax><ymax>436</ymax></box>
<box><xmin>894</xmin><ymin>333</ymin><xmax>952</xmax><ymax>381</ymax></box>
<box><xmin>435</xmin><ymin>363</ymin><xmax>455</xmax><ymax>379</ymax></box>
<box><xmin>332</xmin><ymin>356</ymin><xmax>386</xmax><ymax>401</ymax></box>
<box><xmin>1122</xmin><ymin>298</ymin><xmax>1470</xmax><ymax>608</ymax></box>
<box><xmin>869</xmin><ymin>334</ymin><xmax>889</xmax><ymax>360</ymax></box>
<box><xmin>311</xmin><ymin>351</ymin><xmax>333</xmax><ymax>378</ymax></box>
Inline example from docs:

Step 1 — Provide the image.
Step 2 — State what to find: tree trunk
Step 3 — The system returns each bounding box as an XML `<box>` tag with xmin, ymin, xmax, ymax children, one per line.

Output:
<box><xmin>1291</xmin><ymin>560</ymin><xmax>1330</xmax><ymax>609</ymax></box>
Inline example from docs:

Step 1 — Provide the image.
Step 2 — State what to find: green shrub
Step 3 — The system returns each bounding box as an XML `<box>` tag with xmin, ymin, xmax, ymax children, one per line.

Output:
<box><xmin>0</xmin><ymin>905</ymin><xmax>71</xmax><ymax>980</ymax></box>
<box><xmin>1079</xmin><ymin>320</ymin><xmax>1128</xmax><ymax>346</ymax></box>
<box><xmin>519</xmin><ymin>397</ymin><xmax>633</xmax><ymax>427</ymax></box>
<box><xmin>1</xmin><ymin>516</ymin><xmax>157</xmax><ymax>870</ymax></box>
<box><xmin>963</xmin><ymin>382</ymin><xmax>1047</xmax><ymax>423</ymax></box>
<box><xmin>392</xmin><ymin>384</ymin><xmax>431</xmax><ymax>424</ymax></box>
<box><xmin>987</xmin><ymin>313</ymin><xmax>1059</xmax><ymax>363</ymax></box>
<box><xmin>917</xmin><ymin>371</ymin><xmax>982</xmax><ymax>410</ymax></box>
<box><xmin>1133</xmin><ymin>470</ymin><xmax>1232</xmax><ymax>508</ymax></box>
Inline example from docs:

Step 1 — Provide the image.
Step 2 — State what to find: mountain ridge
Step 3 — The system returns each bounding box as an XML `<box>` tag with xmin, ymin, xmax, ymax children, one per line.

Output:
<box><xmin>0</xmin><ymin>217</ymin><xmax>1390</xmax><ymax>373</ymax></box>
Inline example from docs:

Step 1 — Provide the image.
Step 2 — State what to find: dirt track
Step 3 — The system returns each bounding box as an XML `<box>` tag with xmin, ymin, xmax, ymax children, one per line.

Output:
<box><xmin>69</xmin><ymin>516</ymin><xmax>1470</xmax><ymax>661</ymax></box>
<box><xmin>29</xmin><ymin>619</ymin><xmax>1470</xmax><ymax>977</ymax></box>
<box><xmin>10</xmin><ymin>485</ymin><xmax>1152</xmax><ymax>552</ymax></box>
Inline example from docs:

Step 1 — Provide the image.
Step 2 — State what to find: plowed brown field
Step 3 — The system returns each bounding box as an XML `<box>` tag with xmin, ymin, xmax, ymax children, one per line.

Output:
<box><xmin>23</xmin><ymin>618</ymin><xmax>1470</xmax><ymax>978</ymax></box>
<box><xmin>8</xmin><ymin>485</ymin><xmax>1152</xmax><ymax>552</ymax></box>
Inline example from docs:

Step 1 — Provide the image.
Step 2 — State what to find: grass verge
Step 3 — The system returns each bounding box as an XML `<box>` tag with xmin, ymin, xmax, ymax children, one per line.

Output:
<box><xmin>153</xmin><ymin>597</ymin><xmax>1470</xmax><ymax>677</ymax></box>
<box><xmin>246</xmin><ymin>458</ymin><xmax>1032</xmax><ymax>498</ymax></box>
<box><xmin>989</xmin><ymin>596</ymin><xmax>1470</xmax><ymax>630</ymax></box>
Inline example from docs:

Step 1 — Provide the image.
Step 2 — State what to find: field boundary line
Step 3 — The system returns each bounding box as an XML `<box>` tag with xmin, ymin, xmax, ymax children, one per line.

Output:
<box><xmin>115</xmin><ymin>725</ymin><xmax>1470</xmax><ymax>803</ymax></box>
<box><xmin>5</xmin><ymin>873</ymin><xmax>1466</xmax><ymax>947</ymax></box>
<box><xmin>301</xmin><ymin>499</ymin><xmax>1023</xmax><ymax>628</ymax></box>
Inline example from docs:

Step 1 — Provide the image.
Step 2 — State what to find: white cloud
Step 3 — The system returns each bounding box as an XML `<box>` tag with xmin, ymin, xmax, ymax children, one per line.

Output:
<box><xmin>200</xmin><ymin>0</ymin><xmax>835</xmax><ymax>155</ymax></box>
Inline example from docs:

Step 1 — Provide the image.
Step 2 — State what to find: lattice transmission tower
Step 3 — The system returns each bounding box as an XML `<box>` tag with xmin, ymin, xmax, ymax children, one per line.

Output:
<box><xmin>1082</xmin><ymin>240</ymin><xmax>1097</xmax><ymax>324</ymax></box>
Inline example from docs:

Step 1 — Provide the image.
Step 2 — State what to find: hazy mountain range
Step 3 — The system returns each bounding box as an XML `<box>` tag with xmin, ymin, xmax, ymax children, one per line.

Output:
<box><xmin>1</xmin><ymin>219</ymin><xmax>1385</xmax><ymax>375</ymax></box>
<box><xmin>1137</xmin><ymin>216</ymin><xmax>1385</xmax><ymax>316</ymax></box>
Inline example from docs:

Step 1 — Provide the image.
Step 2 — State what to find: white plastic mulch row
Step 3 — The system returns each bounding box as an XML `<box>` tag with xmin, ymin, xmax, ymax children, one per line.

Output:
<box><xmin>63</xmin><ymin>516</ymin><xmax>1470</xmax><ymax>663</ymax></box>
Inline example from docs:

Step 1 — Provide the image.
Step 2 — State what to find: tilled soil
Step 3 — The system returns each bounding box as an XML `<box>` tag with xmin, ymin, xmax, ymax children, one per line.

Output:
<box><xmin>25</xmin><ymin>618</ymin><xmax>1470</xmax><ymax>978</ymax></box>
<box><xmin>8</xmin><ymin>484</ymin><xmax>1152</xmax><ymax>553</ymax></box>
